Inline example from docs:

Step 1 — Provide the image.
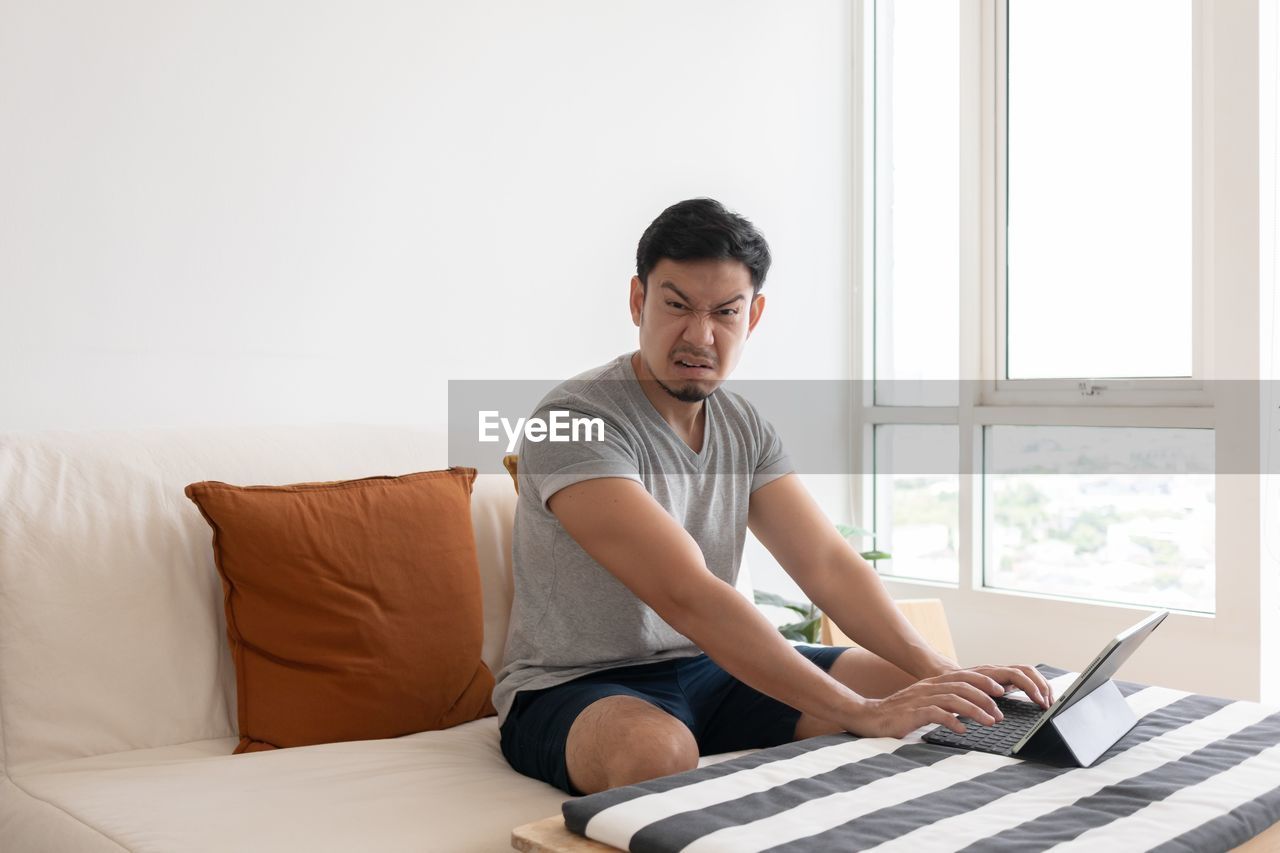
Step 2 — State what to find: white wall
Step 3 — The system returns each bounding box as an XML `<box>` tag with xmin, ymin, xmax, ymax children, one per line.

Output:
<box><xmin>1262</xmin><ymin>0</ymin><xmax>1280</xmax><ymax>702</ymax></box>
<box><xmin>1</xmin><ymin>0</ymin><xmax>856</xmax><ymax>596</ymax></box>
<box><xmin>1</xmin><ymin>0</ymin><xmax>852</xmax><ymax>428</ymax></box>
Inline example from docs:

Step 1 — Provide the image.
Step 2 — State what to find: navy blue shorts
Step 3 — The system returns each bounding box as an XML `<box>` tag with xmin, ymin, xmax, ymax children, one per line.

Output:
<box><xmin>499</xmin><ymin>644</ymin><xmax>849</xmax><ymax>795</ymax></box>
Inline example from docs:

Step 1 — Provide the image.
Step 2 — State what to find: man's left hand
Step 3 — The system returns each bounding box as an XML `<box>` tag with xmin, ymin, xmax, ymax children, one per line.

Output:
<box><xmin>938</xmin><ymin>663</ymin><xmax>1055</xmax><ymax>709</ymax></box>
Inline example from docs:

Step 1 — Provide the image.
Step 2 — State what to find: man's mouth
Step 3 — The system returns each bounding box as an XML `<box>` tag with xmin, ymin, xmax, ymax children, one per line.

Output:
<box><xmin>674</xmin><ymin>358</ymin><xmax>714</xmax><ymax>371</ymax></box>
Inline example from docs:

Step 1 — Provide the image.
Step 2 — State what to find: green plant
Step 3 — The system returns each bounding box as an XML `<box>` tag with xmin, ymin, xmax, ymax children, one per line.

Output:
<box><xmin>752</xmin><ymin>524</ymin><xmax>890</xmax><ymax>643</ymax></box>
<box><xmin>838</xmin><ymin>524</ymin><xmax>891</xmax><ymax>562</ymax></box>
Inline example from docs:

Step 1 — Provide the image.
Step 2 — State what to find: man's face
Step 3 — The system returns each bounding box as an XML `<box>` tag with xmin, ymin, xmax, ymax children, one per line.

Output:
<box><xmin>629</xmin><ymin>257</ymin><xmax>765</xmax><ymax>402</ymax></box>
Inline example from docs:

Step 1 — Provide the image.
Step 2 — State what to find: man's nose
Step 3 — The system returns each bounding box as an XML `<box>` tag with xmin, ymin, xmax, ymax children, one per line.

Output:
<box><xmin>682</xmin><ymin>312</ymin><xmax>715</xmax><ymax>347</ymax></box>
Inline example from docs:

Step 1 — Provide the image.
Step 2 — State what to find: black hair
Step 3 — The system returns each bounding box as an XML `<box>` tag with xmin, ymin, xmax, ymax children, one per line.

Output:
<box><xmin>635</xmin><ymin>198</ymin><xmax>772</xmax><ymax>294</ymax></box>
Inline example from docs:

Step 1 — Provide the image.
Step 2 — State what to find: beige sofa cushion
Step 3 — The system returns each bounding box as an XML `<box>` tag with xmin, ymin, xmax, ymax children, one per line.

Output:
<box><xmin>4</xmin><ymin>719</ymin><xmax>565</xmax><ymax>853</ymax></box>
<box><xmin>1</xmin><ymin>719</ymin><xmax>754</xmax><ymax>853</ymax></box>
<box><xmin>0</xmin><ymin>426</ymin><xmax>516</xmax><ymax>773</ymax></box>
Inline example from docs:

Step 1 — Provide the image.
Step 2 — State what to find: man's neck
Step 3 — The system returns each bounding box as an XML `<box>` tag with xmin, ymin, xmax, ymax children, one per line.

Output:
<box><xmin>630</xmin><ymin>351</ymin><xmax>706</xmax><ymax>443</ymax></box>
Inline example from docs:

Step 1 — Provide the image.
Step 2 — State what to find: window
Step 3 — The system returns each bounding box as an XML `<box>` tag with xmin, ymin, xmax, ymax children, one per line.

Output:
<box><xmin>857</xmin><ymin>0</ymin><xmax>1263</xmax><ymax>697</ymax></box>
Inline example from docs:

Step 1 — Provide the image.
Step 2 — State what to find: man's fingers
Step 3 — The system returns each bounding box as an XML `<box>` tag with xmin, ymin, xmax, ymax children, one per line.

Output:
<box><xmin>1016</xmin><ymin>664</ymin><xmax>1054</xmax><ymax>706</ymax></box>
<box><xmin>940</xmin><ymin>664</ymin><xmax>1052</xmax><ymax>708</ymax></box>
<box><xmin>962</xmin><ymin>666</ymin><xmax>1008</xmax><ymax>696</ymax></box>
<box><xmin>873</xmin><ymin>667</ymin><xmax>1060</xmax><ymax>738</ymax></box>
<box><xmin>913</xmin><ymin>681</ymin><xmax>1003</xmax><ymax>721</ymax></box>
<box><xmin>989</xmin><ymin>665</ymin><xmax>1049</xmax><ymax>707</ymax></box>
<box><xmin>913</xmin><ymin>693</ymin><xmax>998</xmax><ymax>726</ymax></box>
<box><xmin>930</xmin><ymin>668</ymin><xmax>1005</xmax><ymax>697</ymax></box>
<box><xmin>922</xmin><ymin>664</ymin><xmax>1056</xmax><ymax>705</ymax></box>
<box><xmin>919</xmin><ymin>707</ymin><xmax>966</xmax><ymax>735</ymax></box>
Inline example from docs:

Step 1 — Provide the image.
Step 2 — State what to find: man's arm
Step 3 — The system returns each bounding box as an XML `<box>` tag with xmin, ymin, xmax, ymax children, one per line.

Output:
<box><xmin>747</xmin><ymin>474</ymin><xmax>1053</xmax><ymax>707</ymax></box>
<box><xmin>548</xmin><ymin>476</ymin><xmax>1004</xmax><ymax>737</ymax></box>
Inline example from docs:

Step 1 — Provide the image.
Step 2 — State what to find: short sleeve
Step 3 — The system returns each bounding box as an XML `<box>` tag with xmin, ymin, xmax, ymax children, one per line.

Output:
<box><xmin>517</xmin><ymin>406</ymin><xmax>643</xmax><ymax>510</ymax></box>
<box><xmin>751</xmin><ymin>408</ymin><xmax>794</xmax><ymax>493</ymax></box>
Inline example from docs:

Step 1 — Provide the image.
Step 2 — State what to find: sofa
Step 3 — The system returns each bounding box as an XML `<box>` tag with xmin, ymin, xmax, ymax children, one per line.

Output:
<box><xmin>0</xmin><ymin>424</ymin><xmax>760</xmax><ymax>852</ymax></box>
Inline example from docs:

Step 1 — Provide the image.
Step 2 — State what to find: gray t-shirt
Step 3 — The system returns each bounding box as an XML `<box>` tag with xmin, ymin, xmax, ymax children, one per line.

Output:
<box><xmin>492</xmin><ymin>352</ymin><xmax>793</xmax><ymax>725</ymax></box>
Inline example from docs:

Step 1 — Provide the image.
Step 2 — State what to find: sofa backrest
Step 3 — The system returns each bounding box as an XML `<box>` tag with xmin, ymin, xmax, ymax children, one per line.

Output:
<box><xmin>0</xmin><ymin>425</ymin><xmax>517</xmax><ymax>775</ymax></box>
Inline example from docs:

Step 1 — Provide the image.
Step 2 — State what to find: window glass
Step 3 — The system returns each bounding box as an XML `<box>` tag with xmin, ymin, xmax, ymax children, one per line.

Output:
<box><xmin>874</xmin><ymin>424</ymin><xmax>960</xmax><ymax>583</ymax></box>
<box><xmin>984</xmin><ymin>425</ymin><xmax>1214</xmax><ymax>611</ymax></box>
<box><xmin>1006</xmin><ymin>0</ymin><xmax>1192</xmax><ymax>379</ymax></box>
<box><xmin>874</xmin><ymin>0</ymin><xmax>960</xmax><ymax>405</ymax></box>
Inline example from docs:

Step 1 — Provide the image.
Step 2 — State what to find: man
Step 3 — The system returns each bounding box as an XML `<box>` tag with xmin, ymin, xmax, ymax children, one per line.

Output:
<box><xmin>493</xmin><ymin>198</ymin><xmax>1052</xmax><ymax>796</ymax></box>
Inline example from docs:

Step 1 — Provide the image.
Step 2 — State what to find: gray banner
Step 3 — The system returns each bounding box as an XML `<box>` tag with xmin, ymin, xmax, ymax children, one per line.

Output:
<box><xmin>446</xmin><ymin>379</ymin><xmax>1279</xmax><ymax>476</ymax></box>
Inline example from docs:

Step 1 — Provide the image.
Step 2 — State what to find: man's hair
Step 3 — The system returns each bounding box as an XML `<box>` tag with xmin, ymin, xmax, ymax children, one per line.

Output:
<box><xmin>635</xmin><ymin>198</ymin><xmax>772</xmax><ymax>295</ymax></box>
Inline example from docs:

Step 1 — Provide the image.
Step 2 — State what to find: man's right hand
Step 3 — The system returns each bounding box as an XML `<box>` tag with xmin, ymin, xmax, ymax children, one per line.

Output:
<box><xmin>839</xmin><ymin>670</ymin><xmax>1010</xmax><ymax>738</ymax></box>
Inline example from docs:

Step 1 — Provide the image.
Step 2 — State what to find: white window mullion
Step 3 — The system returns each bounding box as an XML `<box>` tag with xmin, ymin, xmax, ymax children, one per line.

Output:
<box><xmin>991</xmin><ymin>0</ymin><xmax>1008</xmax><ymax>388</ymax></box>
<box><xmin>960</xmin><ymin>0</ymin><xmax>995</xmax><ymax>598</ymax></box>
<box><xmin>850</xmin><ymin>0</ymin><xmax>873</xmax><ymax>550</ymax></box>
<box><xmin>1192</xmin><ymin>0</ymin><xmax>1211</xmax><ymax>383</ymax></box>
<box><xmin>951</xmin><ymin>0</ymin><xmax>988</xmax><ymax>604</ymax></box>
<box><xmin>862</xmin><ymin>407</ymin><xmax>958</xmax><ymax>425</ymax></box>
<box><xmin>970</xmin><ymin>406</ymin><xmax>1215</xmax><ymax>430</ymax></box>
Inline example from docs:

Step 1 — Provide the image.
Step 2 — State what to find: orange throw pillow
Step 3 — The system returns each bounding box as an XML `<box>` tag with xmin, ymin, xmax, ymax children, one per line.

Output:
<box><xmin>185</xmin><ymin>468</ymin><xmax>496</xmax><ymax>754</ymax></box>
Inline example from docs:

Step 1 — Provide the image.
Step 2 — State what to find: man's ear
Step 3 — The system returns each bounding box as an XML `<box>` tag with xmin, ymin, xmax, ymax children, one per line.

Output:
<box><xmin>629</xmin><ymin>276</ymin><xmax>645</xmax><ymax>327</ymax></box>
<box><xmin>746</xmin><ymin>293</ymin><xmax>766</xmax><ymax>336</ymax></box>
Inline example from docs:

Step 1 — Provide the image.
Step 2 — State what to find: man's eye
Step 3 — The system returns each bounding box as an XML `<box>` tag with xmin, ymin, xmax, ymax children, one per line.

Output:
<box><xmin>718</xmin><ymin>309</ymin><xmax>739</xmax><ymax>316</ymax></box>
<box><xmin>667</xmin><ymin>301</ymin><xmax>686</xmax><ymax>310</ymax></box>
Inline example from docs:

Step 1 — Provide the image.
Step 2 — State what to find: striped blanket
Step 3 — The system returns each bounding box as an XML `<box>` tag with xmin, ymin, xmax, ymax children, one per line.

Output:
<box><xmin>562</xmin><ymin>666</ymin><xmax>1280</xmax><ymax>852</ymax></box>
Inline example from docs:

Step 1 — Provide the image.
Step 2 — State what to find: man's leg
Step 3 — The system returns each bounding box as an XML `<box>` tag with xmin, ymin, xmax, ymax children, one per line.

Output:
<box><xmin>565</xmin><ymin>695</ymin><xmax>699</xmax><ymax>794</ymax></box>
<box><xmin>792</xmin><ymin>647</ymin><xmax>918</xmax><ymax>739</ymax></box>
<box><xmin>500</xmin><ymin>665</ymin><xmax>700</xmax><ymax>796</ymax></box>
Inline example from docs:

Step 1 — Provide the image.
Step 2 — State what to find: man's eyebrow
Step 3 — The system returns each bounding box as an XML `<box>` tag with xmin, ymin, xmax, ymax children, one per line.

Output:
<box><xmin>658</xmin><ymin>282</ymin><xmax>747</xmax><ymax>309</ymax></box>
<box><xmin>659</xmin><ymin>282</ymin><xmax>693</xmax><ymax>304</ymax></box>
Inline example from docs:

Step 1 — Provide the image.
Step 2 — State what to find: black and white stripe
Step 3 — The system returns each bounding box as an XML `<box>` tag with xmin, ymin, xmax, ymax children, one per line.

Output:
<box><xmin>561</xmin><ymin>667</ymin><xmax>1280</xmax><ymax>853</ymax></box>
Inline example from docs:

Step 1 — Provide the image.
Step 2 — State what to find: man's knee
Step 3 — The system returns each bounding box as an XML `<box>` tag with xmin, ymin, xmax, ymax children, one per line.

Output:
<box><xmin>566</xmin><ymin>695</ymin><xmax>699</xmax><ymax>794</ymax></box>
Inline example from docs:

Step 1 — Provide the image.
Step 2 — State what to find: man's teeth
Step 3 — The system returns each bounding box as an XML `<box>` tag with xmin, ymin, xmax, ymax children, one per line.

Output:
<box><xmin>678</xmin><ymin>360</ymin><xmax>710</xmax><ymax>369</ymax></box>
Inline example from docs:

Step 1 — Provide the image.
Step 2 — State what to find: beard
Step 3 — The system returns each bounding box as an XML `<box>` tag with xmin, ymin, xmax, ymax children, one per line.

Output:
<box><xmin>654</xmin><ymin>376</ymin><xmax>713</xmax><ymax>403</ymax></box>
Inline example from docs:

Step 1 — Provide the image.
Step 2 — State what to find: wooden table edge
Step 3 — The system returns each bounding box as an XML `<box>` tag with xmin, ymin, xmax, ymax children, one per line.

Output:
<box><xmin>512</xmin><ymin>815</ymin><xmax>618</xmax><ymax>852</ymax></box>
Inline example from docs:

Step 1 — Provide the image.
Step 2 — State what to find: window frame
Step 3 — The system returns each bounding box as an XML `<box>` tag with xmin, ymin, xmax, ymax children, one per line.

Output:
<box><xmin>850</xmin><ymin>0</ymin><xmax>1266</xmax><ymax>701</ymax></box>
<box><xmin>990</xmin><ymin>0</ymin><xmax>1211</xmax><ymax>403</ymax></box>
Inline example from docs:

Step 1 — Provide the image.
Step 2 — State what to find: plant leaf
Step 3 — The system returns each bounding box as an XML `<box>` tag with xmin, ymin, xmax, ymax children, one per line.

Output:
<box><xmin>837</xmin><ymin>524</ymin><xmax>875</xmax><ymax>539</ymax></box>
<box><xmin>754</xmin><ymin>589</ymin><xmax>813</xmax><ymax>616</ymax></box>
<box><xmin>778</xmin><ymin>623</ymin><xmax>809</xmax><ymax>642</ymax></box>
<box><xmin>778</xmin><ymin>613</ymin><xmax>823</xmax><ymax>643</ymax></box>
<box><xmin>860</xmin><ymin>550</ymin><xmax>892</xmax><ymax>562</ymax></box>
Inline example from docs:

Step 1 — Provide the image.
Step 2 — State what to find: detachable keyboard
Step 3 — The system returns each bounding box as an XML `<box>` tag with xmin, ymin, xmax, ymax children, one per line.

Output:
<box><xmin>922</xmin><ymin>695</ymin><xmax>1046</xmax><ymax>756</ymax></box>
